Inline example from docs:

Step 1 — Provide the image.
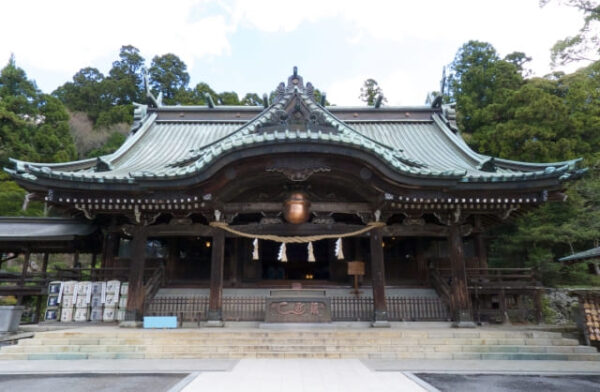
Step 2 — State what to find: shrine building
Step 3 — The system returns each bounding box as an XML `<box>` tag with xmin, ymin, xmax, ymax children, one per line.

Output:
<box><xmin>3</xmin><ymin>68</ymin><xmax>585</xmax><ymax>327</ymax></box>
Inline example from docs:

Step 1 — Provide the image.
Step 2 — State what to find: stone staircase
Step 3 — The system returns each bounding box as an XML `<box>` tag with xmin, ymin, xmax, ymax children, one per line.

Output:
<box><xmin>1</xmin><ymin>327</ymin><xmax>598</xmax><ymax>361</ymax></box>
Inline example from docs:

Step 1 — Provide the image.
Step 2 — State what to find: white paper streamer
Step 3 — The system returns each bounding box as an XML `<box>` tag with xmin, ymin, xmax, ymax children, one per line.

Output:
<box><xmin>335</xmin><ymin>238</ymin><xmax>345</xmax><ymax>260</ymax></box>
<box><xmin>278</xmin><ymin>243</ymin><xmax>287</xmax><ymax>262</ymax></box>
<box><xmin>252</xmin><ymin>238</ymin><xmax>259</xmax><ymax>261</ymax></box>
<box><xmin>307</xmin><ymin>242</ymin><xmax>315</xmax><ymax>262</ymax></box>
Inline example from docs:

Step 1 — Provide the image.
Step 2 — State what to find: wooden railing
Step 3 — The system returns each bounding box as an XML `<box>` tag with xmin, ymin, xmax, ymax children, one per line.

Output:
<box><xmin>54</xmin><ymin>267</ymin><xmax>159</xmax><ymax>283</ymax></box>
<box><xmin>0</xmin><ymin>272</ymin><xmax>52</xmax><ymax>295</ymax></box>
<box><xmin>435</xmin><ymin>267</ymin><xmax>538</xmax><ymax>287</ymax></box>
<box><xmin>146</xmin><ymin>295</ymin><xmax>450</xmax><ymax>323</ymax></box>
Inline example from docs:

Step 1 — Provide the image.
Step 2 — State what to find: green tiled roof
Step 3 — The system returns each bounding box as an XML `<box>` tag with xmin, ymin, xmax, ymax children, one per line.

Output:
<box><xmin>5</xmin><ymin>71</ymin><xmax>585</xmax><ymax>188</ymax></box>
<box><xmin>559</xmin><ymin>247</ymin><xmax>600</xmax><ymax>263</ymax></box>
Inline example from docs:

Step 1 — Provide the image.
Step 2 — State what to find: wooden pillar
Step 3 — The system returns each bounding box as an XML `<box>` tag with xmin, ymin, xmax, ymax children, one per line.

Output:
<box><xmin>369</xmin><ymin>227</ymin><xmax>389</xmax><ymax>327</ymax></box>
<box><xmin>41</xmin><ymin>253</ymin><xmax>49</xmax><ymax>281</ymax></box>
<box><xmin>534</xmin><ymin>289</ymin><xmax>543</xmax><ymax>324</ymax></box>
<box><xmin>91</xmin><ymin>253</ymin><xmax>97</xmax><ymax>269</ymax></box>
<box><xmin>498</xmin><ymin>288</ymin><xmax>510</xmax><ymax>325</ymax></box>
<box><xmin>237</xmin><ymin>239</ymin><xmax>246</xmax><ymax>284</ymax></box>
<box><xmin>229</xmin><ymin>238</ymin><xmax>239</xmax><ymax>287</ymax></box>
<box><xmin>207</xmin><ymin>228</ymin><xmax>225</xmax><ymax>326</ymax></box>
<box><xmin>90</xmin><ymin>253</ymin><xmax>97</xmax><ymax>281</ymax></box>
<box><xmin>166</xmin><ymin>238</ymin><xmax>178</xmax><ymax>283</ymax></box>
<box><xmin>415</xmin><ymin>238</ymin><xmax>428</xmax><ymax>285</ymax></box>
<box><xmin>101</xmin><ymin>232</ymin><xmax>118</xmax><ymax>280</ymax></box>
<box><xmin>125</xmin><ymin>226</ymin><xmax>147</xmax><ymax>322</ymax></box>
<box><xmin>473</xmin><ymin>216</ymin><xmax>488</xmax><ymax>269</ymax></box>
<box><xmin>474</xmin><ymin>233</ymin><xmax>488</xmax><ymax>269</ymax></box>
<box><xmin>448</xmin><ymin>224</ymin><xmax>474</xmax><ymax>327</ymax></box>
<box><xmin>17</xmin><ymin>250</ymin><xmax>31</xmax><ymax>305</ymax></box>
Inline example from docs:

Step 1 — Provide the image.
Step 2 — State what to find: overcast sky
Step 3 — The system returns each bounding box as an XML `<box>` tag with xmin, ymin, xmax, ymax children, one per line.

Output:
<box><xmin>0</xmin><ymin>0</ymin><xmax>587</xmax><ymax>106</ymax></box>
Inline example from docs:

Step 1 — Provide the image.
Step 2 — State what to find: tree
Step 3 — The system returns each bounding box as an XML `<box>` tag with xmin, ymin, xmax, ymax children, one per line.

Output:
<box><xmin>0</xmin><ymin>57</ymin><xmax>76</xmax><ymax>216</ymax></box>
<box><xmin>53</xmin><ymin>67</ymin><xmax>109</xmax><ymax>122</ymax></box>
<box><xmin>218</xmin><ymin>91</ymin><xmax>240</xmax><ymax>105</ymax></box>
<box><xmin>148</xmin><ymin>53</ymin><xmax>190</xmax><ymax>104</ymax></box>
<box><xmin>107</xmin><ymin>45</ymin><xmax>145</xmax><ymax>105</ymax></box>
<box><xmin>359</xmin><ymin>79</ymin><xmax>387</xmax><ymax>106</ymax></box>
<box><xmin>241</xmin><ymin>93</ymin><xmax>262</xmax><ymax>106</ymax></box>
<box><xmin>541</xmin><ymin>1</ymin><xmax>600</xmax><ymax>65</ymax></box>
<box><xmin>444</xmin><ymin>41</ymin><xmax>524</xmax><ymax>135</ymax></box>
<box><xmin>85</xmin><ymin>131</ymin><xmax>126</xmax><ymax>158</ymax></box>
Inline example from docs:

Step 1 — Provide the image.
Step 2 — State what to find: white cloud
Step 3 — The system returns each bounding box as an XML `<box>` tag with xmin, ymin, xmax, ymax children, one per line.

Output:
<box><xmin>0</xmin><ymin>0</ymin><xmax>589</xmax><ymax>100</ymax></box>
<box><xmin>0</xmin><ymin>0</ymin><xmax>233</xmax><ymax>88</ymax></box>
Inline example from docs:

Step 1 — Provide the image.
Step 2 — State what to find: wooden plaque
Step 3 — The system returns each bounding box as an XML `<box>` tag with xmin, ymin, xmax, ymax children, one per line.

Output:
<box><xmin>347</xmin><ymin>261</ymin><xmax>365</xmax><ymax>276</ymax></box>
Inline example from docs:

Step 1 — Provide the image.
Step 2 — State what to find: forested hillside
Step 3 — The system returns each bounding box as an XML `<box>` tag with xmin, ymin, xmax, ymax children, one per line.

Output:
<box><xmin>438</xmin><ymin>40</ymin><xmax>600</xmax><ymax>285</ymax></box>
<box><xmin>1</xmin><ymin>6</ymin><xmax>600</xmax><ymax>286</ymax></box>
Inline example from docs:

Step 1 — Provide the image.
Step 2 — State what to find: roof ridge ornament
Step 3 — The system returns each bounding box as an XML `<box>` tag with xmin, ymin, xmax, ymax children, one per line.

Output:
<box><xmin>477</xmin><ymin>157</ymin><xmax>497</xmax><ymax>173</ymax></box>
<box><xmin>287</xmin><ymin>66</ymin><xmax>304</xmax><ymax>91</ymax></box>
<box><xmin>143</xmin><ymin>68</ymin><xmax>162</xmax><ymax>108</ymax></box>
<box><xmin>131</xmin><ymin>102</ymin><xmax>148</xmax><ymax>132</ymax></box>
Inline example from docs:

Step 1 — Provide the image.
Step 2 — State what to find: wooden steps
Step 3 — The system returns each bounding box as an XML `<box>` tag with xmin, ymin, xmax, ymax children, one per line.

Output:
<box><xmin>1</xmin><ymin>328</ymin><xmax>598</xmax><ymax>361</ymax></box>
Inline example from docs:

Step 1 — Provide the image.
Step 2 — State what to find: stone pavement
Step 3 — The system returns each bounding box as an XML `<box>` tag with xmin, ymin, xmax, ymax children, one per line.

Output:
<box><xmin>180</xmin><ymin>359</ymin><xmax>426</xmax><ymax>392</ymax></box>
<box><xmin>0</xmin><ymin>358</ymin><xmax>599</xmax><ymax>392</ymax></box>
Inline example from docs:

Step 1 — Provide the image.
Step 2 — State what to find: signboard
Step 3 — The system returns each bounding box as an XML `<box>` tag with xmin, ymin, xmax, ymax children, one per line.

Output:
<box><xmin>347</xmin><ymin>261</ymin><xmax>365</xmax><ymax>276</ymax></box>
<box><xmin>265</xmin><ymin>298</ymin><xmax>332</xmax><ymax>323</ymax></box>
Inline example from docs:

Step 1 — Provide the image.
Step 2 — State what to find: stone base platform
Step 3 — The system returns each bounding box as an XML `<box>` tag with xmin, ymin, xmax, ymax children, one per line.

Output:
<box><xmin>0</xmin><ymin>324</ymin><xmax>599</xmax><ymax>361</ymax></box>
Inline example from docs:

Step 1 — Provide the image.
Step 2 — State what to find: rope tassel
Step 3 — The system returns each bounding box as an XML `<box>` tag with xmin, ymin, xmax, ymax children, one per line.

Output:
<box><xmin>278</xmin><ymin>243</ymin><xmax>288</xmax><ymax>262</ymax></box>
<box><xmin>335</xmin><ymin>238</ymin><xmax>344</xmax><ymax>260</ymax></box>
<box><xmin>252</xmin><ymin>238</ymin><xmax>259</xmax><ymax>261</ymax></box>
<box><xmin>307</xmin><ymin>242</ymin><xmax>315</xmax><ymax>262</ymax></box>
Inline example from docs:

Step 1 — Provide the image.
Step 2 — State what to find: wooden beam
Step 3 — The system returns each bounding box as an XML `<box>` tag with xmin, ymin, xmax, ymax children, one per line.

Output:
<box><xmin>448</xmin><ymin>224</ymin><xmax>474</xmax><ymax>326</ymax></box>
<box><xmin>383</xmin><ymin>224</ymin><xmax>473</xmax><ymax>237</ymax></box>
<box><xmin>144</xmin><ymin>224</ymin><xmax>213</xmax><ymax>237</ymax></box>
<box><xmin>207</xmin><ymin>228</ymin><xmax>225</xmax><ymax>326</ymax></box>
<box><xmin>223</xmin><ymin>202</ymin><xmax>372</xmax><ymax>214</ymax></box>
<box><xmin>369</xmin><ymin>227</ymin><xmax>388</xmax><ymax>327</ymax></box>
<box><xmin>125</xmin><ymin>226</ymin><xmax>147</xmax><ymax>321</ymax></box>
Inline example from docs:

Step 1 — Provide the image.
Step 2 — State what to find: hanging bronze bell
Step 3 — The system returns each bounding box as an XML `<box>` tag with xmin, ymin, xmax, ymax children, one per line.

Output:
<box><xmin>283</xmin><ymin>192</ymin><xmax>311</xmax><ymax>224</ymax></box>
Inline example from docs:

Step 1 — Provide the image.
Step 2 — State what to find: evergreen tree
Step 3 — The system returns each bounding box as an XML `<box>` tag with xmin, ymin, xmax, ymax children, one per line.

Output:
<box><xmin>359</xmin><ymin>79</ymin><xmax>387</xmax><ymax>105</ymax></box>
<box><xmin>148</xmin><ymin>53</ymin><xmax>190</xmax><ymax>104</ymax></box>
<box><xmin>0</xmin><ymin>56</ymin><xmax>76</xmax><ymax>216</ymax></box>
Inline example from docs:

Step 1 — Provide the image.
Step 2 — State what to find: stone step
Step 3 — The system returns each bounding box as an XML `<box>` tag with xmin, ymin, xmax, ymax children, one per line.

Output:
<box><xmin>3</xmin><ymin>343</ymin><xmax>596</xmax><ymax>355</ymax></box>
<box><xmin>32</xmin><ymin>330</ymin><xmax>565</xmax><ymax>339</ymax></box>
<box><xmin>15</xmin><ymin>337</ymin><xmax>581</xmax><ymax>349</ymax></box>
<box><xmin>0</xmin><ymin>350</ymin><xmax>598</xmax><ymax>361</ymax></box>
<box><xmin>3</xmin><ymin>328</ymin><xmax>597</xmax><ymax>361</ymax></box>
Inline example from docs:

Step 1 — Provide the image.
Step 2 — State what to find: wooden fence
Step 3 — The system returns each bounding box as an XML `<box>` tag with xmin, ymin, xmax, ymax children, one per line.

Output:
<box><xmin>146</xmin><ymin>296</ymin><xmax>449</xmax><ymax>323</ymax></box>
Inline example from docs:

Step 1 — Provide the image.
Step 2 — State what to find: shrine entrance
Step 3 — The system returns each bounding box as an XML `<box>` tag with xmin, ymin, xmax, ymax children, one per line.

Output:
<box><xmin>259</xmin><ymin>239</ymin><xmax>331</xmax><ymax>281</ymax></box>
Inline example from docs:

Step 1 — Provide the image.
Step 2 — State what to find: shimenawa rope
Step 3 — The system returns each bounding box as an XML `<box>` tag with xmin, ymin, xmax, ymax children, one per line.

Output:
<box><xmin>209</xmin><ymin>221</ymin><xmax>385</xmax><ymax>243</ymax></box>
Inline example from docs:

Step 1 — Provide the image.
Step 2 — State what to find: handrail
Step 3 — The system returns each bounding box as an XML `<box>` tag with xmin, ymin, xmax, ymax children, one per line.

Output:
<box><xmin>429</xmin><ymin>268</ymin><xmax>453</xmax><ymax>313</ymax></box>
<box><xmin>143</xmin><ymin>264</ymin><xmax>165</xmax><ymax>313</ymax></box>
